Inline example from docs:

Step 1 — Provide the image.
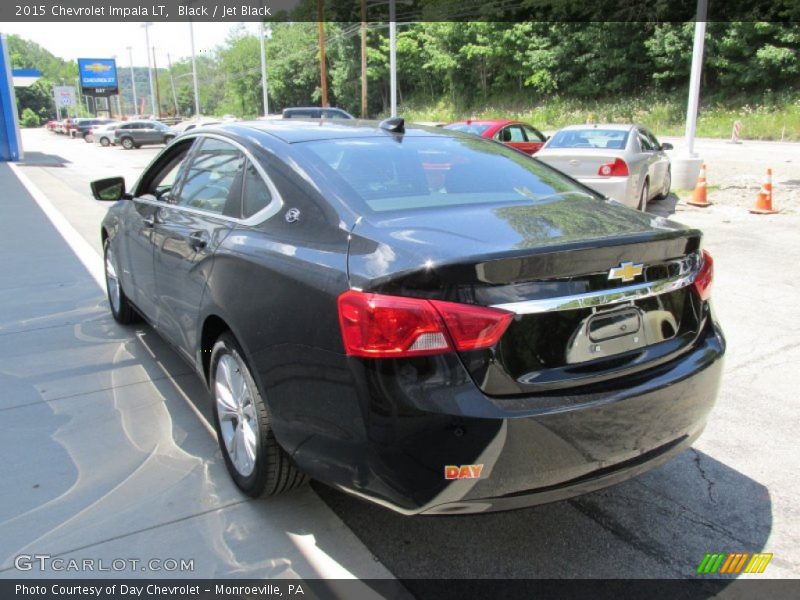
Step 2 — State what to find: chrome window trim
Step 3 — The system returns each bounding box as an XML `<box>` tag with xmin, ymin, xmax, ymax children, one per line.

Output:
<box><xmin>491</xmin><ymin>258</ymin><xmax>699</xmax><ymax>315</ymax></box>
<box><xmin>133</xmin><ymin>131</ymin><xmax>284</xmax><ymax>226</ymax></box>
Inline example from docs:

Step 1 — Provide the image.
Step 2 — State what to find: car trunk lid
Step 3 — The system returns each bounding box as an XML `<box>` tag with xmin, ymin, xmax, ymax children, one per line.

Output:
<box><xmin>347</xmin><ymin>194</ymin><xmax>704</xmax><ymax>396</ymax></box>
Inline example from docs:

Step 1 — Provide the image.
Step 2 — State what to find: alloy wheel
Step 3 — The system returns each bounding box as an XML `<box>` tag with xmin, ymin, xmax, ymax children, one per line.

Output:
<box><xmin>105</xmin><ymin>246</ymin><xmax>121</xmax><ymax>314</ymax></box>
<box><xmin>215</xmin><ymin>353</ymin><xmax>258</xmax><ymax>477</ymax></box>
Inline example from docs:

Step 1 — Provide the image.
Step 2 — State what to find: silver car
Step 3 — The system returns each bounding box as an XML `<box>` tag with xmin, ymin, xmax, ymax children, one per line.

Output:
<box><xmin>536</xmin><ymin>124</ymin><xmax>672</xmax><ymax>210</ymax></box>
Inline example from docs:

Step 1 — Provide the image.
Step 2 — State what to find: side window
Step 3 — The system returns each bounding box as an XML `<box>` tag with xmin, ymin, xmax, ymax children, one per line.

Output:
<box><xmin>638</xmin><ymin>130</ymin><xmax>654</xmax><ymax>151</ymax></box>
<box><xmin>176</xmin><ymin>137</ymin><xmax>245</xmax><ymax>215</ymax></box>
<box><xmin>523</xmin><ymin>125</ymin><xmax>545</xmax><ymax>142</ymax></box>
<box><xmin>139</xmin><ymin>139</ymin><xmax>196</xmax><ymax>201</ymax></box>
<box><xmin>241</xmin><ymin>160</ymin><xmax>273</xmax><ymax>219</ymax></box>
<box><xmin>644</xmin><ymin>129</ymin><xmax>661</xmax><ymax>150</ymax></box>
<box><xmin>509</xmin><ymin>125</ymin><xmax>527</xmax><ymax>142</ymax></box>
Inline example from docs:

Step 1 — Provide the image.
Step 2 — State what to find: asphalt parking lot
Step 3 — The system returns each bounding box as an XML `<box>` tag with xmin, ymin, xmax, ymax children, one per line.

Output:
<box><xmin>1</xmin><ymin>128</ymin><xmax>798</xmax><ymax>586</ymax></box>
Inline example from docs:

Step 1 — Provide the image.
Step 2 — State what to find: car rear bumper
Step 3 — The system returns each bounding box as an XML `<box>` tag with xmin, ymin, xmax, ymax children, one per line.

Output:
<box><xmin>576</xmin><ymin>177</ymin><xmax>634</xmax><ymax>207</ymax></box>
<box><xmin>287</xmin><ymin>317</ymin><xmax>725</xmax><ymax>515</ymax></box>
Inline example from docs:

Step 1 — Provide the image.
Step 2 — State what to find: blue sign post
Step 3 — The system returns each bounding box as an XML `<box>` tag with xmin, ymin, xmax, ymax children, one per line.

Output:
<box><xmin>0</xmin><ymin>34</ymin><xmax>23</xmax><ymax>161</ymax></box>
<box><xmin>78</xmin><ymin>58</ymin><xmax>119</xmax><ymax>97</ymax></box>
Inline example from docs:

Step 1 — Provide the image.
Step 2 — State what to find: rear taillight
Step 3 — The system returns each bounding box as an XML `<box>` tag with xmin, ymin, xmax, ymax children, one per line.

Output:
<box><xmin>693</xmin><ymin>249</ymin><xmax>713</xmax><ymax>301</ymax></box>
<box><xmin>597</xmin><ymin>158</ymin><xmax>629</xmax><ymax>177</ymax></box>
<box><xmin>337</xmin><ymin>290</ymin><xmax>513</xmax><ymax>358</ymax></box>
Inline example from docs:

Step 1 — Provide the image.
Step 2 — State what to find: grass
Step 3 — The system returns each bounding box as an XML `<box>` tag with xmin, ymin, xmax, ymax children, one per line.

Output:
<box><xmin>400</xmin><ymin>92</ymin><xmax>800</xmax><ymax>141</ymax></box>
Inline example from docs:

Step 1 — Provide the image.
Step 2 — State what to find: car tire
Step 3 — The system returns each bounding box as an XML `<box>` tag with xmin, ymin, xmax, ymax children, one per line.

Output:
<box><xmin>656</xmin><ymin>169</ymin><xmax>671</xmax><ymax>200</ymax></box>
<box><xmin>104</xmin><ymin>238</ymin><xmax>139</xmax><ymax>325</ymax></box>
<box><xmin>637</xmin><ymin>178</ymin><xmax>649</xmax><ymax>211</ymax></box>
<box><xmin>100</xmin><ymin>137</ymin><xmax>110</xmax><ymax>147</ymax></box>
<box><xmin>121</xmin><ymin>137</ymin><xmax>135</xmax><ymax>150</ymax></box>
<box><xmin>83</xmin><ymin>133</ymin><xmax>91</xmax><ymax>142</ymax></box>
<box><xmin>210</xmin><ymin>332</ymin><xmax>308</xmax><ymax>498</ymax></box>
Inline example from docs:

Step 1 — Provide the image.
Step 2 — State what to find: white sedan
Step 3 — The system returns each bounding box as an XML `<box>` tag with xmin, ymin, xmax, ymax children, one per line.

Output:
<box><xmin>535</xmin><ymin>124</ymin><xmax>672</xmax><ymax>210</ymax></box>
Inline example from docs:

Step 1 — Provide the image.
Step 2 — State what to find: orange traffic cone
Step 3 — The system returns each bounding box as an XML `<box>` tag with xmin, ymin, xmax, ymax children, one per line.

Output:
<box><xmin>688</xmin><ymin>164</ymin><xmax>711</xmax><ymax>207</ymax></box>
<box><xmin>750</xmin><ymin>168</ymin><xmax>778</xmax><ymax>214</ymax></box>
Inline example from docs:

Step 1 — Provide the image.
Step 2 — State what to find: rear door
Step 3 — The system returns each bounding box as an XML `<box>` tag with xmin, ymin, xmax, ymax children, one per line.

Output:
<box><xmin>152</xmin><ymin>136</ymin><xmax>244</xmax><ymax>357</ymax></box>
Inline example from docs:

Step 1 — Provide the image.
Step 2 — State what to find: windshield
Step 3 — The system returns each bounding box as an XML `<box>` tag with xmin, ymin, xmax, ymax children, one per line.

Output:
<box><xmin>298</xmin><ymin>136</ymin><xmax>592</xmax><ymax>213</ymax></box>
<box><xmin>442</xmin><ymin>123</ymin><xmax>492</xmax><ymax>136</ymax></box>
<box><xmin>547</xmin><ymin>129</ymin><xmax>630</xmax><ymax>150</ymax></box>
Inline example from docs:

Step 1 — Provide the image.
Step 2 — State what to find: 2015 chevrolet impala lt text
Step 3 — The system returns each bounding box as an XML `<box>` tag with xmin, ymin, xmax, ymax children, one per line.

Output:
<box><xmin>91</xmin><ymin>118</ymin><xmax>724</xmax><ymax>515</ymax></box>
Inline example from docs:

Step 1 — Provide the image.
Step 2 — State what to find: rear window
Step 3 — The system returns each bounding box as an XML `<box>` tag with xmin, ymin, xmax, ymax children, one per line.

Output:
<box><xmin>547</xmin><ymin>129</ymin><xmax>630</xmax><ymax>150</ymax></box>
<box><xmin>298</xmin><ymin>136</ymin><xmax>588</xmax><ymax>213</ymax></box>
<box><xmin>443</xmin><ymin>123</ymin><xmax>491</xmax><ymax>136</ymax></box>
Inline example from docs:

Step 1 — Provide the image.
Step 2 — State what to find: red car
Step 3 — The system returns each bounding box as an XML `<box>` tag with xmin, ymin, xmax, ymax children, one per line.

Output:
<box><xmin>443</xmin><ymin>119</ymin><xmax>547</xmax><ymax>155</ymax></box>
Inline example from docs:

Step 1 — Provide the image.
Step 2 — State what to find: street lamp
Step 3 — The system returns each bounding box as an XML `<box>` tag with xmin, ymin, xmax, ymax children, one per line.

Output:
<box><xmin>141</xmin><ymin>22</ymin><xmax>157</xmax><ymax>116</ymax></box>
<box><xmin>126</xmin><ymin>46</ymin><xmax>137</xmax><ymax>116</ymax></box>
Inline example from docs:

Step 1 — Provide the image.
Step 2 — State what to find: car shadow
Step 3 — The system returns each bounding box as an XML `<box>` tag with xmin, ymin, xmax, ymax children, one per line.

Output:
<box><xmin>312</xmin><ymin>448</ymin><xmax>772</xmax><ymax>587</ymax></box>
<box><xmin>646</xmin><ymin>192</ymin><xmax>679</xmax><ymax>218</ymax></box>
<box><xmin>18</xmin><ymin>151</ymin><xmax>71</xmax><ymax>167</ymax></box>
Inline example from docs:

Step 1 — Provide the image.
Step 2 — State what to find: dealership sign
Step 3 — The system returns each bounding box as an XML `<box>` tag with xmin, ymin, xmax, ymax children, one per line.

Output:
<box><xmin>53</xmin><ymin>85</ymin><xmax>76</xmax><ymax>107</ymax></box>
<box><xmin>78</xmin><ymin>58</ymin><xmax>118</xmax><ymax>97</ymax></box>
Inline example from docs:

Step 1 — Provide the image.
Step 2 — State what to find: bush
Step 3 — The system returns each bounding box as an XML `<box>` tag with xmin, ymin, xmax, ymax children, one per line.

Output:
<box><xmin>20</xmin><ymin>107</ymin><xmax>40</xmax><ymax>128</ymax></box>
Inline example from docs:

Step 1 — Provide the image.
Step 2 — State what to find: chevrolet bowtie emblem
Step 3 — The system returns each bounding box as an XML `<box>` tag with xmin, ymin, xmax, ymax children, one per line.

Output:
<box><xmin>608</xmin><ymin>262</ymin><xmax>644</xmax><ymax>282</ymax></box>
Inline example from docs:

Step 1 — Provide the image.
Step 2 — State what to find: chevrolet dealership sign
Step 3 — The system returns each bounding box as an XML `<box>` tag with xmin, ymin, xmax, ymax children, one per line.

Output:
<box><xmin>78</xmin><ymin>58</ymin><xmax>118</xmax><ymax>97</ymax></box>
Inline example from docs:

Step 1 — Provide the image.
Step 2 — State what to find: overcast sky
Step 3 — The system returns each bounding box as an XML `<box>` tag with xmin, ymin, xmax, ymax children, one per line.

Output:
<box><xmin>2</xmin><ymin>22</ymin><xmax>260</xmax><ymax>68</ymax></box>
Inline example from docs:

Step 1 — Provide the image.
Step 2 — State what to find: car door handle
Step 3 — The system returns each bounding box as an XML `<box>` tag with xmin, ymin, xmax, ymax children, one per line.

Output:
<box><xmin>188</xmin><ymin>231</ymin><xmax>208</xmax><ymax>251</ymax></box>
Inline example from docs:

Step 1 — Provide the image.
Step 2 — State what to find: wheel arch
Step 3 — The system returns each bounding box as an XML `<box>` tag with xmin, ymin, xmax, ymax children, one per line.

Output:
<box><xmin>200</xmin><ymin>314</ymin><xmax>231</xmax><ymax>383</ymax></box>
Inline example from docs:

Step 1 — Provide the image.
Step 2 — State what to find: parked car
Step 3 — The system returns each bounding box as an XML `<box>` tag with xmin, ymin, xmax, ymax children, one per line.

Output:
<box><xmin>536</xmin><ymin>124</ymin><xmax>673</xmax><ymax>210</ymax></box>
<box><xmin>113</xmin><ymin>120</ymin><xmax>175</xmax><ymax>149</ymax></box>
<box><xmin>282</xmin><ymin>106</ymin><xmax>354</xmax><ymax>120</ymax></box>
<box><xmin>91</xmin><ymin>122</ymin><xmax>122</xmax><ymax>147</ymax></box>
<box><xmin>45</xmin><ymin>120</ymin><xmax>59</xmax><ymax>132</ymax></box>
<box><xmin>91</xmin><ymin>118</ymin><xmax>723</xmax><ymax>515</ymax></box>
<box><xmin>443</xmin><ymin>119</ymin><xmax>547</xmax><ymax>155</ymax></box>
<box><xmin>171</xmin><ymin>118</ymin><xmax>222</xmax><ymax>135</ymax></box>
<box><xmin>73</xmin><ymin>118</ymin><xmax>116</xmax><ymax>141</ymax></box>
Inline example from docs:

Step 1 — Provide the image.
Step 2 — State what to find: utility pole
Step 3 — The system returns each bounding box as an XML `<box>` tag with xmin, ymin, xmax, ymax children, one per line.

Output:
<box><xmin>167</xmin><ymin>53</ymin><xmax>180</xmax><ymax>116</ymax></box>
<box><xmin>259</xmin><ymin>19</ymin><xmax>269</xmax><ymax>117</ymax></box>
<box><xmin>142</xmin><ymin>22</ymin><xmax>157</xmax><ymax>116</ymax></box>
<box><xmin>317</xmin><ymin>0</ymin><xmax>328</xmax><ymax>107</ymax></box>
<box><xmin>126</xmin><ymin>46</ymin><xmax>137</xmax><ymax>117</ymax></box>
<box><xmin>360</xmin><ymin>0</ymin><xmax>367</xmax><ymax>118</ymax></box>
<box><xmin>152</xmin><ymin>47</ymin><xmax>162</xmax><ymax>119</ymax></box>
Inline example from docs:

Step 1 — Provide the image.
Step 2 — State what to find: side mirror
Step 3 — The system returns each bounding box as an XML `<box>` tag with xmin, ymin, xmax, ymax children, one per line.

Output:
<box><xmin>91</xmin><ymin>177</ymin><xmax>127</xmax><ymax>201</ymax></box>
<box><xmin>660</xmin><ymin>142</ymin><xmax>673</xmax><ymax>150</ymax></box>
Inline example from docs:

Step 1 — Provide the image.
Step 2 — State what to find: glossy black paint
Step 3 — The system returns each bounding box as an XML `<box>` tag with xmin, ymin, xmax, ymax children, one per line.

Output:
<box><xmin>99</xmin><ymin>120</ymin><xmax>725</xmax><ymax>514</ymax></box>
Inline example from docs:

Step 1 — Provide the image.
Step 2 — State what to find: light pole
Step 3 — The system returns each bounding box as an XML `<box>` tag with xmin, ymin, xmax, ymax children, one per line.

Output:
<box><xmin>189</xmin><ymin>19</ymin><xmax>200</xmax><ymax>116</ymax></box>
<box><xmin>126</xmin><ymin>46</ymin><xmax>137</xmax><ymax>116</ymax></box>
<box><xmin>142</xmin><ymin>22</ymin><xmax>157</xmax><ymax>116</ymax></box>
<box><xmin>672</xmin><ymin>0</ymin><xmax>708</xmax><ymax>189</ymax></box>
<box><xmin>389</xmin><ymin>0</ymin><xmax>396</xmax><ymax>116</ymax></box>
<box><xmin>259</xmin><ymin>20</ymin><xmax>269</xmax><ymax>116</ymax></box>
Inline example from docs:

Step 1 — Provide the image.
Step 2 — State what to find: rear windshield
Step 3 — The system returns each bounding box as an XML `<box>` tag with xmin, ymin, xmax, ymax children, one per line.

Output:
<box><xmin>297</xmin><ymin>136</ymin><xmax>590</xmax><ymax>213</ymax></box>
<box><xmin>547</xmin><ymin>129</ymin><xmax>630</xmax><ymax>150</ymax></box>
<box><xmin>442</xmin><ymin>123</ymin><xmax>492</xmax><ymax>136</ymax></box>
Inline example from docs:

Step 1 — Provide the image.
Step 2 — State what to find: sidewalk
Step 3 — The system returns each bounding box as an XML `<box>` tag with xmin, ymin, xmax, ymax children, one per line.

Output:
<box><xmin>0</xmin><ymin>163</ymin><xmax>394</xmax><ymax>583</ymax></box>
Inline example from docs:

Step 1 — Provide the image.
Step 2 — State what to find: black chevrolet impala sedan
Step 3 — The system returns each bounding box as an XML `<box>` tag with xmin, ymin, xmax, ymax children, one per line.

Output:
<box><xmin>91</xmin><ymin>118</ymin><xmax>724</xmax><ymax>514</ymax></box>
